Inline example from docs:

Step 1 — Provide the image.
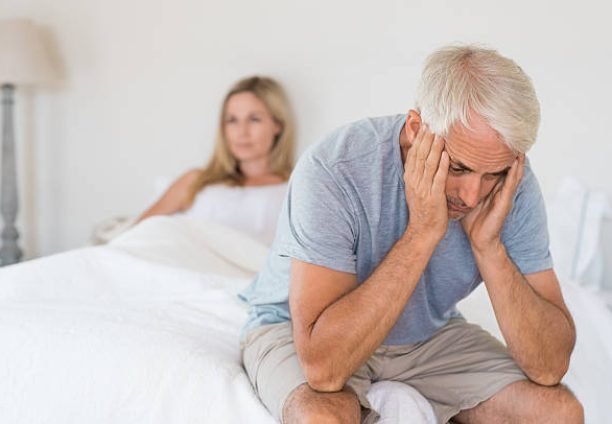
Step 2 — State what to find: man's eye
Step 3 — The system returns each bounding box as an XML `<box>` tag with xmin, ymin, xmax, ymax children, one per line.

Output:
<box><xmin>485</xmin><ymin>171</ymin><xmax>508</xmax><ymax>181</ymax></box>
<box><xmin>449</xmin><ymin>166</ymin><xmax>467</xmax><ymax>174</ymax></box>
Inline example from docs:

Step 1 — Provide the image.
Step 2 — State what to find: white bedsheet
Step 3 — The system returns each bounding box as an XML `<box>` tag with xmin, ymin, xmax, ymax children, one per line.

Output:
<box><xmin>0</xmin><ymin>247</ymin><xmax>274</xmax><ymax>423</ymax></box>
<box><xmin>0</xmin><ymin>216</ymin><xmax>610</xmax><ymax>423</ymax></box>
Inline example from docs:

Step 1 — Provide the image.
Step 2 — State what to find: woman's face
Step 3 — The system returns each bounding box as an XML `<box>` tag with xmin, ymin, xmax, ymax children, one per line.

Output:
<box><xmin>223</xmin><ymin>91</ymin><xmax>281</xmax><ymax>164</ymax></box>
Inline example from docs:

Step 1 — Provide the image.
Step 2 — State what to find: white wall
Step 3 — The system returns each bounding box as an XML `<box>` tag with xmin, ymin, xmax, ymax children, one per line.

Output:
<box><xmin>1</xmin><ymin>0</ymin><xmax>611</xmax><ymax>261</ymax></box>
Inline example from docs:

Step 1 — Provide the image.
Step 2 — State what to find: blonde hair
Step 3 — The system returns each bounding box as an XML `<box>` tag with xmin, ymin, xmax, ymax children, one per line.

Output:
<box><xmin>191</xmin><ymin>76</ymin><xmax>295</xmax><ymax>197</ymax></box>
<box><xmin>415</xmin><ymin>44</ymin><xmax>540</xmax><ymax>153</ymax></box>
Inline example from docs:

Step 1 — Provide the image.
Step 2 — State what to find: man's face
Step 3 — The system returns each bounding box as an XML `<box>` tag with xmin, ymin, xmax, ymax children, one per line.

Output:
<box><xmin>443</xmin><ymin>114</ymin><xmax>517</xmax><ymax>220</ymax></box>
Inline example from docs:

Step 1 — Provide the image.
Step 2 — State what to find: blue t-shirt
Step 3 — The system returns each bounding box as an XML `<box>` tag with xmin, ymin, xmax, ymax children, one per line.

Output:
<box><xmin>240</xmin><ymin>114</ymin><xmax>553</xmax><ymax>345</ymax></box>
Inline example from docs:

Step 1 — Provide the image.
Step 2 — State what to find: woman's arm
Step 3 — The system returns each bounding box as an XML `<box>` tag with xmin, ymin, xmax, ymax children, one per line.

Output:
<box><xmin>136</xmin><ymin>169</ymin><xmax>202</xmax><ymax>223</ymax></box>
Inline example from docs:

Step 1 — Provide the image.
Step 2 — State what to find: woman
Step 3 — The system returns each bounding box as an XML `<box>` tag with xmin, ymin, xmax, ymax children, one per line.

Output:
<box><xmin>137</xmin><ymin>76</ymin><xmax>295</xmax><ymax>245</ymax></box>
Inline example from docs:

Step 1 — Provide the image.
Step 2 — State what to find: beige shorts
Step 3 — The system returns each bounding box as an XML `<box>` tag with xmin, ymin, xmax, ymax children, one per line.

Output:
<box><xmin>241</xmin><ymin>317</ymin><xmax>527</xmax><ymax>424</ymax></box>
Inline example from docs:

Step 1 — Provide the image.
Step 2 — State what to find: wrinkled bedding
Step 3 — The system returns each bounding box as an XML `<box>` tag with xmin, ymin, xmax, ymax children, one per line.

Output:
<box><xmin>0</xmin><ymin>216</ymin><xmax>610</xmax><ymax>423</ymax></box>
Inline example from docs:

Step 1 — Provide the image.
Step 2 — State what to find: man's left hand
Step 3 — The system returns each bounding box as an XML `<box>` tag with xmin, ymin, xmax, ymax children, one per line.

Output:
<box><xmin>461</xmin><ymin>154</ymin><xmax>525</xmax><ymax>253</ymax></box>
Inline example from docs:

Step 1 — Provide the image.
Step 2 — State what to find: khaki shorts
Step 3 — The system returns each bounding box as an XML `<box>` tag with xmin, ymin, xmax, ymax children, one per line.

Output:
<box><xmin>241</xmin><ymin>318</ymin><xmax>527</xmax><ymax>424</ymax></box>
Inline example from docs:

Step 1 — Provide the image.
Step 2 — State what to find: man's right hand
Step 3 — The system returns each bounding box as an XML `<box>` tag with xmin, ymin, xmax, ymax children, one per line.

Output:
<box><xmin>403</xmin><ymin>125</ymin><xmax>450</xmax><ymax>243</ymax></box>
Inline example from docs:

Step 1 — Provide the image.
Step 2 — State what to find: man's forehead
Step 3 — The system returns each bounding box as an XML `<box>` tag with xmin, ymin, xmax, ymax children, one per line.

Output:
<box><xmin>444</xmin><ymin>119</ymin><xmax>516</xmax><ymax>172</ymax></box>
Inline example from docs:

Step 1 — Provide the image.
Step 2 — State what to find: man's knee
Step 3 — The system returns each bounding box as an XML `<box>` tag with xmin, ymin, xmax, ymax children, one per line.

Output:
<box><xmin>546</xmin><ymin>385</ymin><xmax>584</xmax><ymax>423</ymax></box>
<box><xmin>517</xmin><ymin>383</ymin><xmax>583</xmax><ymax>424</ymax></box>
<box><xmin>283</xmin><ymin>383</ymin><xmax>361</xmax><ymax>424</ymax></box>
<box><xmin>455</xmin><ymin>381</ymin><xmax>584</xmax><ymax>423</ymax></box>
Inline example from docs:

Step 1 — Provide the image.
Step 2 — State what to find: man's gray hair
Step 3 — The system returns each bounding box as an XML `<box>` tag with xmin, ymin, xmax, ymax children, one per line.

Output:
<box><xmin>415</xmin><ymin>45</ymin><xmax>540</xmax><ymax>153</ymax></box>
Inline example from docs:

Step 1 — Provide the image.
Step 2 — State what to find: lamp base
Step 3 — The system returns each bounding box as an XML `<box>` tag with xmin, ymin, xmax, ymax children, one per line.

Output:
<box><xmin>0</xmin><ymin>226</ymin><xmax>22</xmax><ymax>265</ymax></box>
<box><xmin>1</xmin><ymin>83</ymin><xmax>23</xmax><ymax>267</ymax></box>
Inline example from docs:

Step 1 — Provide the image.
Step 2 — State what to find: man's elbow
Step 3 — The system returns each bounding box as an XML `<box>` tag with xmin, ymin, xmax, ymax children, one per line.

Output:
<box><xmin>529</xmin><ymin>373</ymin><xmax>562</xmax><ymax>387</ymax></box>
<box><xmin>301</xmin><ymin>359</ymin><xmax>347</xmax><ymax>393</ymax></box>
<box><xmin>527</xmin><ymin>360</ymin><xmax>570</xmax><ymax>387</ymax></box>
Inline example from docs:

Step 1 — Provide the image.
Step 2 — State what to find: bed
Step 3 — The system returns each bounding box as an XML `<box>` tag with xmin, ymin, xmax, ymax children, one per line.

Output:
<box><xmin>1</xmin><ymin>216</ymin><xmax>610</xmax><ymax>423</ymax></box>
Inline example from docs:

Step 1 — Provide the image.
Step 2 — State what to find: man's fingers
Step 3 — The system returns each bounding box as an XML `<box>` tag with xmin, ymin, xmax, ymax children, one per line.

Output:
<box><xmin>432</xmin><ymin>150</ymin><xmax>449</xmax><ymax>194</ymax></box>
<box><xmin>499</xmin><ymin>154</ymin><xmax>524</xmax><ymax>202</ymax></box>
<box><xmin>488</xmin><ymin>181</ymin><xmax>505</xmax><ymax>210</ymax></box>
<box><xmin>405</xmin><ymin>125</ymin><xmax>446</xmax><ymax>197</ymax></box>
<box><xmin>423</xmin><ymin>136</ymin><xmax>444</xmax><ymax>184</ymax></box>
<box><xmin>414</xmin><ymin>126</ymin><xmax>435</xmax><ymax>183</ymax></box>
<box><xmin>415</xmin><ymin>126</ymin><xmax>434</xmax><ymax>163</ymax></box>
<box><xmin>404</xmin><ymin>124</ymin><xmax>427</xmax><ymax>170</ymax></box>
<box><xmin>405</xmin><ymin>140</ymin><xmax>417</xmax><ymax>173</ymax></box>
<box><xmin>424</xmin><ymin>136</ymin><xmax>444</xmax><ymax>176</ymax></box>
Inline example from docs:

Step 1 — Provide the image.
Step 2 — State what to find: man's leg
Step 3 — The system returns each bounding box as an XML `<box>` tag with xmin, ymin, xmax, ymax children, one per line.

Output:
<box><xmin>452</xmin><ymin>380</ymin><xmax>584</xmax><ymax>424</ymax></box>
<box><xmin>376</xmin><ymin>318</ymin><xmax>579</xmax><ymax>423</ymax></box>
<box><xmin>283</xmin><ymin>383</ymin><xmax>361</xmax><ymax>424</ymax></box>
<box><xmin>242</xmin><ymin>322</ymin><xmax>376</xmax><ymax>423</ymax></box>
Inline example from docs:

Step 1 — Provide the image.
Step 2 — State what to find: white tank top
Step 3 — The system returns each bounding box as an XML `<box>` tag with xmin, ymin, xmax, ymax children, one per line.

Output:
<box><xmin>182</xmin><ymin>182</ymin><xmax>288</xmax><ymax>246</ymax></box>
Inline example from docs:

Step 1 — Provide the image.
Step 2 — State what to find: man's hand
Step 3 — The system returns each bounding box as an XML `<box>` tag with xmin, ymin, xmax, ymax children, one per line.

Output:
<box><xmin>403</xmin><ymin>125</ymin><xmax>450</xmax><ymax>243</ymax></box>
<box><xmin>461</xmin><ymin>154</ymin><xmax>525</xmax><ymax>252</ymax></box>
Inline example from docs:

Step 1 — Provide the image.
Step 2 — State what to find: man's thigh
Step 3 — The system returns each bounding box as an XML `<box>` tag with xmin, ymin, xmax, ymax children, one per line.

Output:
<box><xmin>379</xmin><ymin>318</ymin><xmax>527</xmax><ymax>423</ymax></box>
<box><xmin>241</xmin><ymin>322</ymin><xmax>307</xmax><ymax>420</ymax></box>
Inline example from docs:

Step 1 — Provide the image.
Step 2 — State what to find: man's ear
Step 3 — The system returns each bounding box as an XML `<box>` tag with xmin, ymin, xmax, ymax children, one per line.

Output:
<box><xmin>405</xmin><ymin>110</ymin><xmax>422</xmax><ymax>145</ymax></box>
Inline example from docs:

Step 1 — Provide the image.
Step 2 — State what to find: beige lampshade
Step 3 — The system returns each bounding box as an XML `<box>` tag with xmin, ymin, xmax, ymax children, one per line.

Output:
<box><xmin>0</xmin><ymin>18</ymin><xmax>59</xmax><ymax>85</ymax></box>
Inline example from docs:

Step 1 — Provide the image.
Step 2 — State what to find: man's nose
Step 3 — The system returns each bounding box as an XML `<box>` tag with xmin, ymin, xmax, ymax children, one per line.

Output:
<box><xmin>459</xmin><ymin>175</ymin><xmax>482</xmax><ymax>208</ymax></box>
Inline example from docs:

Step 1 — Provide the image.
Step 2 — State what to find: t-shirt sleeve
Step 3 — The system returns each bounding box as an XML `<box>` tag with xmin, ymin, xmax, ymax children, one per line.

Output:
<box><xmin>501</xmin><ymin>162</ymin><xmax>554</xmax><ymax>275</ymax></box>
<box><xmin>277</xmin><ymin>153</ymin><xmax>357</xmax><ymax>274</ymax></box>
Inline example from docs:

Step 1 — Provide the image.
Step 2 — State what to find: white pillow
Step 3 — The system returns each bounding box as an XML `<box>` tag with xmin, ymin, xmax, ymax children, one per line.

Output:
<box><xmin>367</xmin><ymin>381</ymin><xmax>436</xmax><ymax>424</ymax></box>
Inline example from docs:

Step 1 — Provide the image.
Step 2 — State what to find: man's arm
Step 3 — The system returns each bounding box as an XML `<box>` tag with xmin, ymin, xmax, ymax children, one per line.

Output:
<box><xmin>462</xmin><ymin>155</ymin><xmax>575</xmax><ymax>386</ymax></box>
<box><xmin>290</xmin><ymin>127</ymin><xmax>449</xmax><ymax>392</ymax></box>
<box><xmin>474</xmin><ymin>249</ymin><xmax>575</xmax><ymax>386</ymax></box>
<box><xmin>290</xmin><ymin>230</ymin><xmax>437</xmax><ymax>392</ymax></box>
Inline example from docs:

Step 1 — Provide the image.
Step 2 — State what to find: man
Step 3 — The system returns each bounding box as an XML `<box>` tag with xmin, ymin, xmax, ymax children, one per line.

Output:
<box><xmin>240</xmin><ymin>45</ymin><xmax>583</xmax><ymax>423</ymax></box>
